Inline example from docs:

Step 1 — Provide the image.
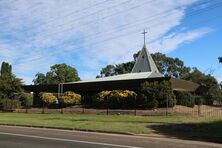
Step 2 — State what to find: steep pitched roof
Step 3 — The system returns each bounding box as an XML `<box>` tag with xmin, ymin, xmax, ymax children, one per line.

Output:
<box><xmin>65</xmin><ymin>45</ymin><xmax>163</xmax><ymax>84</ymax></box>
<box><xmin>131</xmin><ymin>45</ymin><xmax>159</xmax><ymax>73</ymax></box>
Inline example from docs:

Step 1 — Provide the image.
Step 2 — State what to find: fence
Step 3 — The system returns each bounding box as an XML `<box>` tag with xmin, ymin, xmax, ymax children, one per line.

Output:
<box><xmin>13</xmin><ymin>104</ymin><xmax>222</xmax><ymax>117</ymax></box>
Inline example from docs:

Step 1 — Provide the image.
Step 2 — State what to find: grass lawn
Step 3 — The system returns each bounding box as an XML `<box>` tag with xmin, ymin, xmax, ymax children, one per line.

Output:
<box><xmin>0</xmin><ymin>113</ymin><xmax>221</xmax><ymax>143</ymax></box>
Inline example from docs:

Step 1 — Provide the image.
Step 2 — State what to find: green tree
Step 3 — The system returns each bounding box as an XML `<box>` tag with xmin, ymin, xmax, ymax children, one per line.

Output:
<box><xmin>98</xmin><ymin>52</ymin><xmax>190</xmax><ymax>78</ymax></box>
<box><xmin>20</xmin><ymin>92</ymin><xmax>33</xmax><ymax>107</ymax></box>
<box><xmin>33</xmin><ymin>63</ymin><xmax>80</xmax><ymax>85</ymax></box>
<box><xmin>32</xmin><ymin>73</ymin><xmax>46</xmax><ymax>85</ymax></box>
<box><xmin>151</xmin><ymin>52</ymin><xmax>190</xmax><ymax>78</ymax></box>
<box><xmin>115</xmin><ymin>62</ymin><xmax>135</xmax><ymax>75</ymax></box>
<box><xmin>174</xmin><ymin>91</ymin><xmax>195</xmax><ymax>107</ymax></box>
<box><xmin>0</xmin><ymin>62</ymin><xmax>22</xmax><ymax>99</ymax></box>
<box><xmin>100</xmin><ymin>65</ymin><xmax>116</xmax><ymax>77</ymax></box>
<box><xmin>182</xmin><ymin>68</ymin><xmax>220</xmax><ymax>105</ymax></box>
<box><xmin>0</xmin><ymin>61</ymin><xmax>12</xmax><ymax>75</ymax></box>
<box><xmin>139</xmin><ymin>81</ymin><xmax>176</xmax><ymax>108</ymax></box>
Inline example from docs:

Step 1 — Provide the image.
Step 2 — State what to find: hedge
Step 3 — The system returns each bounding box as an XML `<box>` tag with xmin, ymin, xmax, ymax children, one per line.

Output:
<box><xmin>174</xmin><ymin>91</ymin><xmax>195</xmax><ymax>107</ymax></box>
<box><xmin>0</xmin><ymin>99</ymin><xmax>21</xmax><ymax>110</ymax></box>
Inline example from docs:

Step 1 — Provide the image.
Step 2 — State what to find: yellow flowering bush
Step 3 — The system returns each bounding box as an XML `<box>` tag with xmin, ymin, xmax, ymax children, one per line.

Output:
<box><xmin>94</xmin><ymin>90</ymin><xmax>137</xmax><ymax>109</ymax></box>
<box><xmin>39</xmin><ymin>92</ymin><xmax>57</xmax><ymax>105</ymax></box>
<box><xmin>61</xmin><ymin>91</ymin><xmax>81</xmax><ymax>106</ymax></box>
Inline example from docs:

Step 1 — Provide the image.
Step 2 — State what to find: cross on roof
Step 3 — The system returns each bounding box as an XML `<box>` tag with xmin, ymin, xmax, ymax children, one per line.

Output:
<box><xmin>141</xmin><ymin>29</ymin><xmax>147</xmax><ymax>46</ymax></box>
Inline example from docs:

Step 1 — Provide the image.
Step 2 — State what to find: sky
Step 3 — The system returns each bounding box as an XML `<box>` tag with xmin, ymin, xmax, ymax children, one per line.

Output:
<box><xmin>0</xmin><ymin>0</ymin><xmax>222</xmax><ymax>84</ymax></box>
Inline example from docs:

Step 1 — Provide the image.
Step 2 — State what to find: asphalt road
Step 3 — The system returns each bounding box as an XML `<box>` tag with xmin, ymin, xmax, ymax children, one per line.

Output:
<box><xmin>0</xmin><ymin>126</ymin><xmax>221</xmax><ymax>148</ymax></box>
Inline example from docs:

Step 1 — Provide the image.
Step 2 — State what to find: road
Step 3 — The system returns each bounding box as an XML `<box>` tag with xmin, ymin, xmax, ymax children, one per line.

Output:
<box><xmin>0</xmin><ymin>125</ymin><xmax>221</xmax><ymax>148</ymax></box>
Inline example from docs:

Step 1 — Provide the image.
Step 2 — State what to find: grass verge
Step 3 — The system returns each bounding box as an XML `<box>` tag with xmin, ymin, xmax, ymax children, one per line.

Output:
<box><xmin>0</xmin><ymin>113</ymin><xmax>221</xmax><ymax>143</ymax></box>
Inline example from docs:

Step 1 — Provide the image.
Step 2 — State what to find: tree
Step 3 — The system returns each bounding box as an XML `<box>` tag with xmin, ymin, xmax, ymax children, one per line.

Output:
<box><xmin>33</xmin><ymin>63</ymin><xmax>80</xmax><ymax>85</ymax></box>
<box><xmin>100</xmin><ymin>65</ymin><xmax>116</xmax><ymax>77</ymax></box>
<box><xmin>174</xmin><ymin>91</ymin><xmax>195</xmax><ymax>107</ymax></box>
<box><xmin>182</xmin><ymin>68</ymin><xmax>220</xmax><ymax>105</ymax></box>
<box><xmin>0</xmin><ymin>61</ymin><xmax>12</xmax><ymax>75</ymax></box>
<box><xmin>139</xmin><ymin>81</ymin><xmax>176</xmax><ymax>108</ymax></box>
<box><xmin>115</xmin><ymin>62</ymin><xmax>135</xmax><ymax>75</ymax></box>
<box><xmin>20</xmin><ymin>92</ymin><xmax>33</xmax><ymax>107</ymax></box>
<box><xmin>182</xmin><ymin>68</ymin><xmax>218</xmax><ymax>87</ymax></box>
<box><xmin>98</xmin><ymin>52</ymin><xmax>190</xmax><ymax>78</ymax></box>
<box><xmin>151</xmin><ymin>52</ymin><xmax>190</xmax><ymax>78</ymax></box>
<box><xmin>0</xmin><ymin>62</ymin><xmax>22</xmax><ymax>99</ymax></box>
<box><xmin>32</xmin><ymin>73</ymin><xmax>46</xmax><ymax>85</ymax></box>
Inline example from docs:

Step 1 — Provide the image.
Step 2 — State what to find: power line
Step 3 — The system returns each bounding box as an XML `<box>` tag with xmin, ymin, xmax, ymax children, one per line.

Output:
<box><xmin>14</xmin><ymin>11</ymin><xmax>222</xmax><ymax>66</ymax></box>
<box><xmin>0</xmin><ymin>0</ymin><xmax>134</xmax><ymax>46</ymax></box>
<box><xmin>2</xmin><ymin>0</ymin><xmax>222</xmax><ymax>65</ymax></box>
<box><xmin>28</xmin><ymin>0</ymin><xmax>138</xmax><ymax>40</ymax></box>
<box><xmin>30</xmin><ymin>0</ymin><xmax>222</xmax><ymax>49</ymax></box>
<box><xmin>0</xmin><ymin>0</ymin><xmax>114</xmax><ymax>26</ymax></box>
<box><xmin>5</xmin><ymin>0</ymin><xmax>213</xmax><ymax>47</ymax></box>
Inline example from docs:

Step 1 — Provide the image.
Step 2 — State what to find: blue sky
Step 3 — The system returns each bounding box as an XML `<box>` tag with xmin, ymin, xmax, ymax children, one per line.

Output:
<box><xmin>0</xmin><ymin>0</ymin><xmax>222</xmax><ymax>84</ymax></box>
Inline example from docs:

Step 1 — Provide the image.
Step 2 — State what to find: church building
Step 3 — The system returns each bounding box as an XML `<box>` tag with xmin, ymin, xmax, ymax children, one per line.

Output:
<box><xmin>23</xmin><ymin>43</ymin><xmax>200</xmax><ymax>95</ymax></box>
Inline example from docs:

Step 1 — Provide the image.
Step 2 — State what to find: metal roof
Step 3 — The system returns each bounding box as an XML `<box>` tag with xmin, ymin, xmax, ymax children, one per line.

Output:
<box><xmin>65</xmin><ymin>45</ymin><xmax>164</xmax><ymax>84</ymax></box>
<box><xmin>64</xmin><ymin>72</ymin><xmax>164</xmax><ymax>84</ymax></box>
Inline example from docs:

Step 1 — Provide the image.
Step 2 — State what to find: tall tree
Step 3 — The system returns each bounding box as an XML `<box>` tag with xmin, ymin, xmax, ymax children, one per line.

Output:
<box><xmin>182</xmin><ymin>67</ymin><xmax>221</xmax><ymax>104</ymax></box>
<box><xmin>33</xmin><ymin>63</ymin><xmax>80</xmax><ymax>85</ymax></box>
<box><xmin>98</xmin><ymin>52</ymin><xmax>190</xmax><ymax>78</ymax></box>
<box><xmin>0</xmin><ymin>61</ymin><xmax>12</xmax><ymax>76</ymax></box>
<box><xmin>151</xmin><ymin>52</ymin><xmax>190</xmax><ymax>78</ymax></box>
<box><xmin>33</xmin><ymin>73</ymin><xmax>46</xmax><ymax>85</ymax></box>
<box><xmin>100</xmin><ymin>65</ymin><xmax>116</xmax><ymax>77</ymax></box>
<box><xmin>0</xmin><ymin>62</ymin><xmax>22</xmax><ymax>99</ymax></box>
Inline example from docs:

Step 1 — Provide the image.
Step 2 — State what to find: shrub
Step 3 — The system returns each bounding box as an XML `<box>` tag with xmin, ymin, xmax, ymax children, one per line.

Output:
<box><xmin>92</xmin><ymin>91</ymin><xmax>110</xmax><ymax>108</ymax></box>
<box><xmin>39</xmin><ymin>92</ymin><xmax>57</xmax><ymax>106</ymax></box>
<box><xmin>61</xmin><ymin>91</ymin><xmax>81</xmax><ymax>106</ymax></box>
<box><xmin>0</xmin><ymin>99</ymin><xmax>21</xmax><ymax>110</ymax></box>
<box><xmin>147</xmin><ymin>98</ymin><xmax>159</xmax><ymax>109</ymax></box>
<box><xmin>94</xmin><ymin>90</ymin><xmax>137</xmax><ymax>109</ymax></box>
<box><xmin>20</xmin><ymin>92</ymin><xmax>33</xmax><ymax>107</ymax></box>
<box><xmin>139</xmin><ymin>80</ymin><xmax>176</xmax><ymax>109</ymax></box>
<box><xmin>174</xmin><ymin>91</ymin><xmax>195</xmax><ymax>107</ymax></box>
<box><xmin>194</xmin><ymin>95</ymin><xmax>204</xmax><ymax>105</ymax></box>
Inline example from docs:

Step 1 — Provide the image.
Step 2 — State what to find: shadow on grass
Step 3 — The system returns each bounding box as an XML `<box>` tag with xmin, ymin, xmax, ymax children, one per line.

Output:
<box><xmin>149</xmin><ymin>120</ymin><xmax>222</xmax><ymax>143</ymax></box>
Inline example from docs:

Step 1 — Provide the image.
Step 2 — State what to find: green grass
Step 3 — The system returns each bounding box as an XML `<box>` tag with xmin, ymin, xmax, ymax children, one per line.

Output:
<box><xmin>0</xmin><ymin>113</ymin><xmax>221</xmax><ymax>142</ymax></box>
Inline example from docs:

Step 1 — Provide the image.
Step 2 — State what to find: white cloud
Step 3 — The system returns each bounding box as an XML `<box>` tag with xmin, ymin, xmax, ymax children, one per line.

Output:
<box><xmin>0</xmin><ymin>0</ymin><xmax>212</xmax><ymax>83</ymax></box>
<box><xmin>150</xmin><ymin>28</ymin><xmax>213</xmax><ymax>53</ymax></box>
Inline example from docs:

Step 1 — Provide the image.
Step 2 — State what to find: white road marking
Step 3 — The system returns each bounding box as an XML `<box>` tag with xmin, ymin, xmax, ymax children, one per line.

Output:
<box><xmin>1</xmin><ymin>126</ymin><xmax>222</xmax><ymax>148</ymax></box>
<box><xmin>0</xmin><ymin>132</ymin><xmax>143</xmax><ymax>148</ymax></box>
